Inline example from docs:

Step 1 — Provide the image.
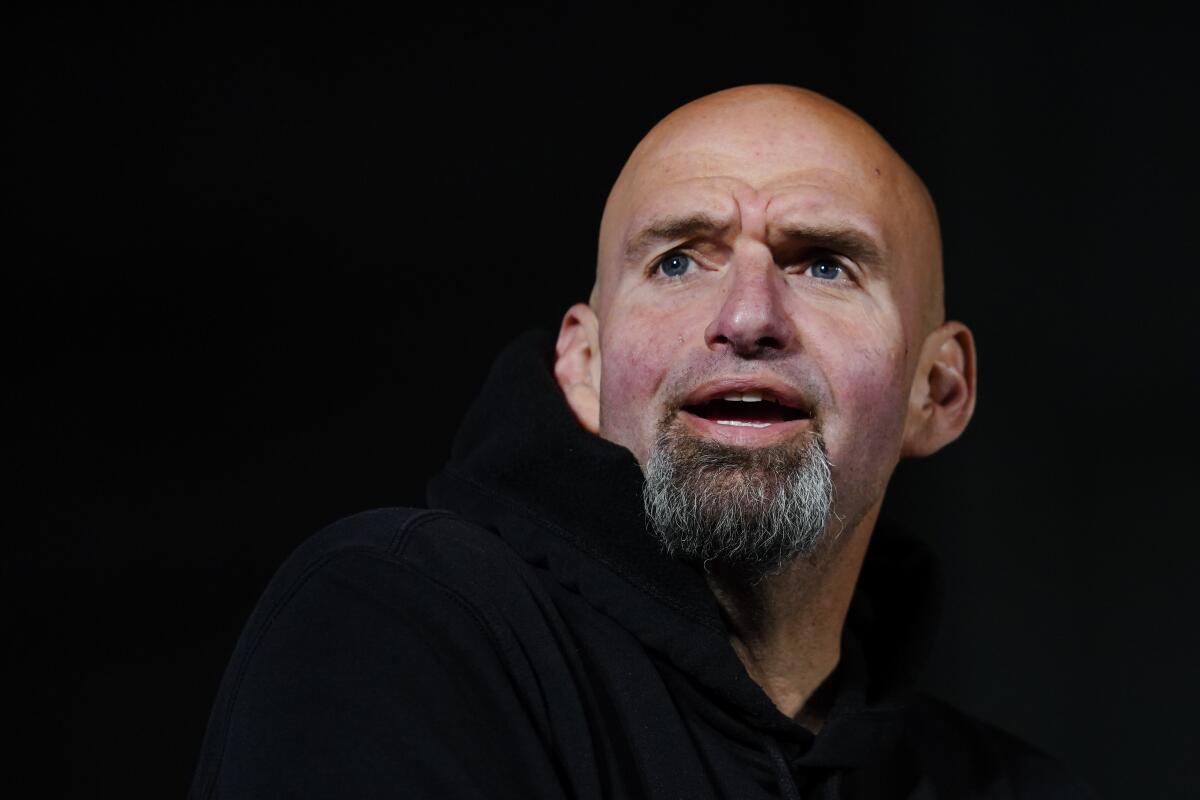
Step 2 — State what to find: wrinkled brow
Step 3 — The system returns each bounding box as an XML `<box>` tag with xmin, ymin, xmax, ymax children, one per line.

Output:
<box><xmin>622</xmin><ymin>213</ymin><xmax>886</xmax><ymax>272</ymax></box>
<box><xmin>623</xmin><ymin>212</ymin><xmax>733</xmax><ymax>262</ymax></box>
<box><xmin>768</xmin><ymin>223</ymin><xmax>887</xmax><ymax>270</ymax></box>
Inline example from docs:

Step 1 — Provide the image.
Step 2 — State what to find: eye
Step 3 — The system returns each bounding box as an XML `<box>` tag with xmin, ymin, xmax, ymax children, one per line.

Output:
<box><xmin>654</xmin><ymin>251</ymin><xmax>694</xmax><ymax>278</ymax></box>
<box><xmin>807</xmin><ymin>257</ymin><xmax>845</xmax><ymax>281</ymax></box>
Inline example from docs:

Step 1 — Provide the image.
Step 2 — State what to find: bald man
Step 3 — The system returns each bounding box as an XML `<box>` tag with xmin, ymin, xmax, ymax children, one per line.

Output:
<box><xmin>192</xmin><ymin>86</ymin><xmax>1094</xmax><ymax>799</ymax></box>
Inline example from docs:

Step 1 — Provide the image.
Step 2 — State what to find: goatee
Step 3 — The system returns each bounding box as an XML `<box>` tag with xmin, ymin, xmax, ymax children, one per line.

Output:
<box><xmin>642</xmin><ymin>419</ymin><xmax>835</xmax><ymax>577</ymax></box>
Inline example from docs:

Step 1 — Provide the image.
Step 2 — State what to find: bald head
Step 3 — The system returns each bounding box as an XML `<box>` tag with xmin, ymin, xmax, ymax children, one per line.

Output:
<box><xmin>593</xmin><ymin>85</ymin><xmax>944</xmax><ymax>337</ymax></box>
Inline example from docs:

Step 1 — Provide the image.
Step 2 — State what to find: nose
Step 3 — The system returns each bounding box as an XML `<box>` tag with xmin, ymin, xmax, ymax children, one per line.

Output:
<box><xmin>703</xmin><ymin>258</ymin><xmax>796</xmax><ymax>358</ymax></box>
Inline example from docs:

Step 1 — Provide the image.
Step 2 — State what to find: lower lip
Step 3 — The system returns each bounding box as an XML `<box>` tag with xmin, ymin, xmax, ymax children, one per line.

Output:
<box><xmin>678</xmin><ymin>409</ymin><xmax>812</xmax><ymax>446</ymax></box>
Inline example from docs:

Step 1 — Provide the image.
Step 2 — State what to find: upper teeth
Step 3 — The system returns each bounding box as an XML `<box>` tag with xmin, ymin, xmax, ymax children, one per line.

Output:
<box><xmin>721</xmin><ymin>391</ymin><xmax>764</xmax><ymax>402</ymax></box>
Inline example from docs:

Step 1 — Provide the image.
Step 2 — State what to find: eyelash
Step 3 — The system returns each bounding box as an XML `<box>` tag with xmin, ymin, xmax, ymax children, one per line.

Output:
<box><xmin>805</xmin><ymin>255</ymin><xmax>849</xmax><ymax>280</ymax></box>
<box><xmin>649</xmin><ymin>251</ymin><xmax>696</xmax><ymax>278</ymax></box>
<box><xmin>649</xmin><ymin>250</ymin><xmax>855</xmax><ymax>282</ymax></box>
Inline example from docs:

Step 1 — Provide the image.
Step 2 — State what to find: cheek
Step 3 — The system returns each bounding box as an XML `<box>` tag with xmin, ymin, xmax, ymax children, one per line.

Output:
<box><xmin>597</xmin><ymin>309</ymin><xmax>681</xmax><ymax>461</ymax></box>
<box><xmin>813</xmin><ymin>317</ymin><xmax>911</xmax><ymax>490</ymax></box>
<box><xmin>838</xmin><ymin>357</ymin><xmax>908</xmax><ymax>440</ymax></box>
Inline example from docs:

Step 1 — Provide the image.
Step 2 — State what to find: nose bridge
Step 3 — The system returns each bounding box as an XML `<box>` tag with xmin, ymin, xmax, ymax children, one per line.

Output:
<box><xmin>704</xmin><ymin>245</ymin><xmax>793</xmax><ymax>355</ymax></box>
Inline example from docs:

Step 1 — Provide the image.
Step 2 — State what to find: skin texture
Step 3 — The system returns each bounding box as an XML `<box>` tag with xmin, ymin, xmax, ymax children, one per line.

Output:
<box><xmin>554</xmin><ymin>85</ymin><xmax>977</xmax><ymax>723</ymax></box>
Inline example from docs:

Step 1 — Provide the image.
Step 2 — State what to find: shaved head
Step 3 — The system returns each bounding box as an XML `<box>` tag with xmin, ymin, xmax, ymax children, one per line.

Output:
<box><xmin>594</xmin><ymin>85</ymin><xmax>944</xmax><ymax>338</ymax></box>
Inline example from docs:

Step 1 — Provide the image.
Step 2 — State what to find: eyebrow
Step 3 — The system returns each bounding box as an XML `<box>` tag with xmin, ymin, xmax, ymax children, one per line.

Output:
<box><xmin>623</xmin><ymin>213</ymin><xmax>887</xmax><ymax>271</ymax></box>
<box><xmin>770</xmin><ymin>223</ymin><xmax>886</xmax><ymax>270</ymax></box>
<box><xmin>623</xmin><ymin>213</ymin><xmax>733</xmax><ymax>262</ymax></box>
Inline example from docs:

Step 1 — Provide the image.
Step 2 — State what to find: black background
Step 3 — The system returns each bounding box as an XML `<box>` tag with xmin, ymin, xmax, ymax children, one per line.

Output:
<box><xmin>10</xmin><ymin>2</ymin><xmax>1198</xmax><ymax>796</ymax></box>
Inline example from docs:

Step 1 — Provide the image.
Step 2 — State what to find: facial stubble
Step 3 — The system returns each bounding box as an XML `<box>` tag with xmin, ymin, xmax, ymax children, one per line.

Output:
<box><xmin>642</xmin><ymin>413</ymin><xmax>835</xmax><ymax>577</ymax></box>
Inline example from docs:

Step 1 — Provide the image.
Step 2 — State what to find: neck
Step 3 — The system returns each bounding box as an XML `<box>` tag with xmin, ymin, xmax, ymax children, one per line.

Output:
<box><xmin>705</xmin><ymin>504</ymin><xmax>879</xmax><ymax>726</ymax></box>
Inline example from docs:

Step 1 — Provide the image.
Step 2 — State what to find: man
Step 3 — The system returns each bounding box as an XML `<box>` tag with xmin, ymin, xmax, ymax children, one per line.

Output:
<box><xmin>191</xmin><ymin>85</ymin><xmax>1094</xmax><ymax>798</ymax></box>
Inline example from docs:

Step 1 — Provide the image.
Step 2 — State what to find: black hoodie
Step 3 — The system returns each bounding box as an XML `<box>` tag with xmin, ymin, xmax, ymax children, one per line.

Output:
<box><xmin>190</xmin><ymin>331</ymin><xmax>1096</xmax><ymax>799</ymax></box>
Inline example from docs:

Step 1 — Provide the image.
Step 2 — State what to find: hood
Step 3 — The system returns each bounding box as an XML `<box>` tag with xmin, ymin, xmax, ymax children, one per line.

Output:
<box><xmin>427</xmin><ymin>330</ymin><xmax>944</xmax><ymax>762</ymax></box>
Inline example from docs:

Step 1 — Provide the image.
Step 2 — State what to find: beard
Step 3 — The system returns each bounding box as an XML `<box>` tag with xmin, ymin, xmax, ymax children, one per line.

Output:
<box><xmin>642</xmin><ymin>417</ymin><xmax>835</xmax><ymax>577</ymax></box>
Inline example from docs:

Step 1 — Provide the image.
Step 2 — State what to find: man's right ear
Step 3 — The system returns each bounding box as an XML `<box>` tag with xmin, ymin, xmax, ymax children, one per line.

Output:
<box><xmin>554</xmin><ymin>303</ymin><xmax>602</xmax><ymax>434</ymax></box>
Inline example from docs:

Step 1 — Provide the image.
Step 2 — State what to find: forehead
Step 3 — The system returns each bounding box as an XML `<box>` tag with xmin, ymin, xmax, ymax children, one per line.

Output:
<box><xmin>608</xmin><ymin>118</ymin><xmax>909</xmax><ymax>256</ymax></box>
<box><xmin>623</xmin><ymin>163</ymin><xmax>887</xmax><ymax>242</ymax></box>
<box><xmin>633</xmin><ymin>110</ymin><xmax>887</xmax><ymax>189</ymax></box>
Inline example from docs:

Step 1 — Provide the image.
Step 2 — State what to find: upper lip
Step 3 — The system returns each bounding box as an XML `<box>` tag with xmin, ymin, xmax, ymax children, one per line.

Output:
<box><xmin>679</xmin><ymin>376</ymin><xmax>813</xmax><ymax>416</ymax></box>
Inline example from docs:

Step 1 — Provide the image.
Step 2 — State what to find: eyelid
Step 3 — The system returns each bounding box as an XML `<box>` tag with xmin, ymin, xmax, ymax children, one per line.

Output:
<box><xmin>796</xmin><ymin>249</ymin><xmax>859</xmax><ymax>283</ymax></box>
<box><xmin>647</xmin><ymin>247</ymin><xmax>696</xmax><ymax>277</ymax></box>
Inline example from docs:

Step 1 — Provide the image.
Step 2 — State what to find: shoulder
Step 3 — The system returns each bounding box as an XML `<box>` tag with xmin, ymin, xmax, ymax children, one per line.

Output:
<box><xmin>191</xmin><ymin>508</ymin><xmax>565</xmax><ymax>800</ymax></box>
<box><xmin>221</xmin><ymin>506</ymin><xmax>556</xmax><ymax>671</ymax></box>
<box><xmin>284</xmin><ymin>505</ymin><xmax>522</xmax><ymax>576</ymax></box>
<box><xmin>271</xmin><ymin>506</ymin><xmax>543</xmax><ymax>618</ymax></box>
<box><xmin>903</xmin><ymin>693</ymin><xmax>1098</xmax><ymax>799</ymax></box>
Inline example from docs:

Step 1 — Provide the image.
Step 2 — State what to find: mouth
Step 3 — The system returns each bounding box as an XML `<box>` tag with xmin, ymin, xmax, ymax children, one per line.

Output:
<box><xmin>679</xmin><ymin>388</ymin><xmax>812</xmax><ymax>431</ymax></box>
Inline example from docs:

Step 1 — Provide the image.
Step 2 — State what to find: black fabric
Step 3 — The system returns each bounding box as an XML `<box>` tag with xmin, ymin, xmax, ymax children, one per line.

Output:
<box><xmin>190</xmin><ymin>330</ymin><xmax>1097</xmax><ymax>799</ymax></box>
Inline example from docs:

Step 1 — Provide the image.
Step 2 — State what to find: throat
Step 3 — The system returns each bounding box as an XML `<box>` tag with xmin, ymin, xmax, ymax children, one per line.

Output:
<box><xmin>702</xmin><ymin>551</ymin><xmax>855</xmax><ymax>724</ymax></box>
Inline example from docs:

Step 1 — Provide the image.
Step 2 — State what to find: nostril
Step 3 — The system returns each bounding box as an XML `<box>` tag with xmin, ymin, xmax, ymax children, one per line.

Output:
<box><xmin>705</xmin><ymin>330</ymin><xmax>787</xmax><ymax>357</ymax></box>
<box><xmin>755</xmin><ymin>335</ymin><xmax>783</xmax><ymax>351</ymax></box>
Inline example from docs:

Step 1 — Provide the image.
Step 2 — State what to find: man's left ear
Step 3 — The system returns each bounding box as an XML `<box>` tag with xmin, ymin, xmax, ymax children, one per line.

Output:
<box><xmin>901</xmin><ymin>321</ymin><xmax>977</xmax><ymax>458</ymax></box>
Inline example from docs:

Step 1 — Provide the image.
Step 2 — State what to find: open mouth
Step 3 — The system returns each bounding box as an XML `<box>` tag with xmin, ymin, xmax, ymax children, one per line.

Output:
<box><xmin>681</xmin><ymin>391</ymin><xmax>810</xmax><ymax>429</ymax></box>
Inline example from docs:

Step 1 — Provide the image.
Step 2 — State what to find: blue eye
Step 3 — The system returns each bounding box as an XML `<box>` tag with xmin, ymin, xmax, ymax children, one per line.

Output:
<box><xmin>808</xmin><ymin>258</ymin><xmax>844</xmax><ymax>280</ymax></box>
<box><xmin>657</xmin><ymin>252</ymin><xmax>693</xmax><ymax>278</ymax></box>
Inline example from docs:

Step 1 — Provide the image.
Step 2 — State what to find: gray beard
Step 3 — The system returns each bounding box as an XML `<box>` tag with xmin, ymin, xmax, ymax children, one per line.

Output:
<box><xmin>642</xmin><ymin>420</ymin><xmax>835</xmax><ymax>577</ymax></box>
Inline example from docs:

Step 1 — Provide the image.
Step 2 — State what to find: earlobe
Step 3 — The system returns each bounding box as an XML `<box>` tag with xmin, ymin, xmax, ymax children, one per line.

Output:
<box><xmin>554</xmin><ymin>303</ymin><xmax>602</xmax><ymax>434</ymax></box>
<box><xmin>901</xmin><ymin>321</ymin><xmax>977</xmax><ymax>458</ymax></box>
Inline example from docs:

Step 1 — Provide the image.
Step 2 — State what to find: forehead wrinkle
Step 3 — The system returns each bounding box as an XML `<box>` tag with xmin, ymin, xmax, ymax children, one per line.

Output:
<box><xmin>764</xmin><ymin>192</ymin><xmax>887</xmax><ymax>243</ymax></box>
<box><xmin>622</xmin><ymin>211</ymin><xmax>734</xmax><ymax>263</ymax></box>
<box><xmin>618</xmin><ymin>180</ymin><xmax>741</xmax><ymax>259</ymax></box>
